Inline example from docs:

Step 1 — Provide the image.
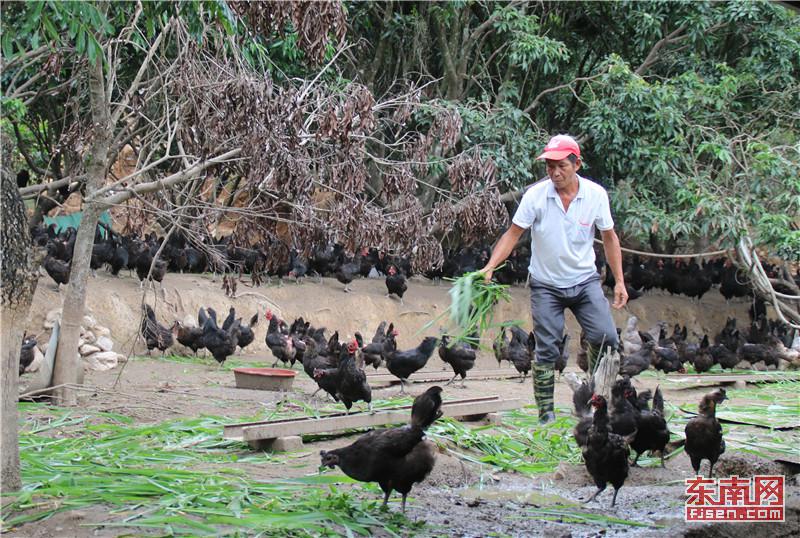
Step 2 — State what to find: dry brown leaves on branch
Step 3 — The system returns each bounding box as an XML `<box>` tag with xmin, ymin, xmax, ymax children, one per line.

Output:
<box><xmin>448</xmin><ymin>151</ymin><xmax>496</xmax><ymax>195</ymax></box>
<box><xmin>229</xmin><ymin>0</ymin><xmax>346</xmax><ymax>63</ymax></box>
<box><xmin>383</xmin><ymin>194</ymin><xmax>424</xmax><ymax>253</ymax></box>
<box><xmin>382</xmin><ymin>164</ymin><xmax>416</xmax><ymax>196</ymax></box>
<box><xmin>457</xmin><ymin>188</ymin><xmax>509</xmax><ymax>246</ymax></box>
<box><xmin>412</xmin><ymin>236</ymin><xmax>444</xmax><ymax>274</ymax></box>
<box><xmin>426</xmin><ymin>200</ymin><xmax>457</xmax><ymax>237</ymax></box>
<box><xmin>392</xmin><ymin>87</ymin><xmax>421</xmax><ymax>126</ymax></box>
<box><xmin>327</xmin><ymin>197</ymin><xmax>380</xmax><ymax>256</ymax></box>
<box><xmin>317</xmin><ymin>84</ymin><xmax>376</xmax><ymax>147</ymax></box>
<box><xmin>430</xmin><ymin>108</ymin><xmax>463</xmax><ymax>155</ymax></box>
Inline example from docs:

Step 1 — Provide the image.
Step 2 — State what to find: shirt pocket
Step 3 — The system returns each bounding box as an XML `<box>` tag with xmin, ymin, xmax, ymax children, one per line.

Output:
<box><xmin>570</xmin><ymin>220</ymin><xmax>593</xmax><ymax>243</ymax></box>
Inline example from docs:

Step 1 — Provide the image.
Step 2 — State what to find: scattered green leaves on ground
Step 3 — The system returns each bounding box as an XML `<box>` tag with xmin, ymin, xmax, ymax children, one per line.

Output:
<box><xmin>0</xmin><ymin>404</ymin><xmax>416</xmax><ymax>536</ymax></box>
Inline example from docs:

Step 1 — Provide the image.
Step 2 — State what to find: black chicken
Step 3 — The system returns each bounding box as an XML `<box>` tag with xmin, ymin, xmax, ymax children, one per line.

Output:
<box><xmin>608</xmin><ymin>378</ymin><xmax>638</xmax><ymax>439</ymax></box>
<box><xmin>19</xmin><ymin>334</ymin><xmax>37</xmax><ymax>375</ymax></box>
<box><xmin>690</xmin><ymin>335</ymin><xmax>715</xmax><ymax>373</ymax></box>
<box><xmin>265</xmin><ymin>310</ymin><xmax>296</xmax><ymax>367</ymax></box>
<box><xmin>305</xmin><ymin>337</ymin><xmax>343</xmax><ymax>401</ymax></box>
<box><xmin>201</xmin><ymin>309</ymin><xmax>241</xmax><ymax>366</ymax></box>
<box><xmin>335</xmin><ymin>257</ymin><xmax>361</xmax><ymax>292</ymax></box>
<box><xmin>493</xmin><ymin>326</ymin><xmax>534</xmax><ymax>382</ymax></box>
<box><xmin>738</xmin><ymin>342</ymin><xmax>780</xmax><ymax>368</ymax></box>
<box><xmin>335</xmin><ymin>339</ymin><xmax>373</xmax><ymax>413</ymax></box>
<box><xmin>709</xmin><ymin>343</ymin><xmax>739</xmax><ymax>370</ymax></box>
<box><xmin>43</xmin><ymin>255</ymin><xmax>71</xmax><ymax>286</ymax></box>
<box><xmin>304</xmin><ymin>337</ymin><xmax>338</xmax><ymax>384</ymax></box>
<box><xmin>383</xmin><ymin>334</ymin><xmax>438</xmax><ymax>393</ymax></box>
<box><xmin>287</xmin><ymin>248</ymin><xmax>309</xmax><ymax>283</ymax></box>
<box><xmin>140</xmin><ymin>304</ymin><xmax>174</xmax><ymax>355</ymax></box>
<box><xmin>320</xmin><ymin>386</ymin><xmax>443</xmax><ymax>513</ymax></box>
<box><xmin>109</xmin><ymin>237</ymin><xmax>129</xmax><ymax>276</ymax></box>
<box><xmin>288</xmin><ymin>317</ymin><xmax>312</xmax><ymax>364</ymax></box>
<box><xmin>629</xmin><ymin>386</ymin><xmax>670</xmax><ymax>467</ymax></box>
<box><xmin>360</xmin><ymin>321</ymin><xmax>388</xmax><ymax>369</ymax></box>
<box><xmin>619</xmin><ymin>340</ymin><xmax>656</xmax><ymax>377</ymax></box>
<box><xmin>582</xmin><ymin>394</ymin><xmax>633</xmax><ymax>507</ymax></box>
<box><xmin>171</xmin><ymin>320</ymin><xmax>205</xmax><ymax>355</ymax></box>
<box><xmin>438</xmin><ymin>334</ymin><xmax>476</xmax><ymax>387</ymax></box>
<box><xmin>221</xmin><ymin>307</ymin><xmax>237</xmax><ymax>333</ymax></box>
<box><xmin>134</xmin><ymin>246</ymin><xmax>167</xmax><ymax>287</ymax></box>
<box><xmin>651</xmin><ymin>345</ymin><xmax>686</xmax><ymax>374</ymax></box>
<box><xmin>685</xmin><ymin>388</ymin><xmax>727</xmax><ymax>477</ymax></box>
<box><xmin>235</xmin><ymin>312</ymin><xmax>259</xmax><ymax>351</ymax></box>
<box><xmin>385</xmin><ymin>265</ymin><xmax>408</xmax><ymax>304</ymax></box>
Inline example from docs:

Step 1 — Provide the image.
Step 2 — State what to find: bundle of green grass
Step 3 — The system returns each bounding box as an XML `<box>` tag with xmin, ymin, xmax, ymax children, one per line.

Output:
<box><xmin>428</xmin><ymin>269</ymin><xmax>522</xmax><ymax>348</ymax></box>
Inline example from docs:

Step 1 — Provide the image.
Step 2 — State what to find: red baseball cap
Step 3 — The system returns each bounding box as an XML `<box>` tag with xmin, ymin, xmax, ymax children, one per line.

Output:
<box><xmin>536</xmin><ymin>134</ymin><xmax>580</xmax><ymax>161</ymax></box>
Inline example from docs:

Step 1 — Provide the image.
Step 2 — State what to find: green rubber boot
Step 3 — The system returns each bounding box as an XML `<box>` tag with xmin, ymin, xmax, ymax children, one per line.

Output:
<box><xmin>533</xmin><ymin>363</ymin><xmax>556</xmax><ymax>424</ymax></box>
<box><xmin>586</xmin><ymin>344</ymin><xmax>603</xmax><ymax>376</ymax></box>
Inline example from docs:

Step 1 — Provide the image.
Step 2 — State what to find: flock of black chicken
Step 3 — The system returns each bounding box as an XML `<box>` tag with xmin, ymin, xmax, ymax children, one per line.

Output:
<box><xmin>136</xmin><ymin>296</ymin><xmax>749</xmax><ymax>511</ymax></box>
<box><xmin>570</xmin><ymin>375</ymin><xmax>728</xmax><ymax>507</ymax></box>
<box><xmin>614</xmin><ymin>306</ymin><xmax>797</xmax><ymax>378</ymax></box>
<box><xmin>28</xmin><ymin>220</ymin><xmax>797</xmax><ymax>518</ymax></box>
<box><xmin>35</xmin><ymin>220</ymin><xmax>799</xmax><ymax>308</ymax></box>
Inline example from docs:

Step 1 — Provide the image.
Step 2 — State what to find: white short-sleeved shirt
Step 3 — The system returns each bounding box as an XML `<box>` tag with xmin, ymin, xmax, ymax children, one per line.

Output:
<box><xmin>512</xmin><ymin>175</ymin><xmax>614</xmax><ymax>288</ymax></box>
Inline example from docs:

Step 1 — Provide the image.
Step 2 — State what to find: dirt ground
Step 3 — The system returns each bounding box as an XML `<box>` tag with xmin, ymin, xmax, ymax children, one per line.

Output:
<box><xmin>10</xmin><ymin>271</ymin><xmax>800</xmax><ymax>537</ymax></box>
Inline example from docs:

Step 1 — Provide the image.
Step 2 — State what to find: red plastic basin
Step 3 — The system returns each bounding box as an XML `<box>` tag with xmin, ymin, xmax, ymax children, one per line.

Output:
<box><xmin>233</xmin><ymin>367</ymin><xmax>296</xmax><ymax>391</ymax></box>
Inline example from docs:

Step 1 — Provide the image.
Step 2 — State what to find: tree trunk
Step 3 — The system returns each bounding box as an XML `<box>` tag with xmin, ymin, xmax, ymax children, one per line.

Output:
<box><xmin>51</xmin><ymin>55</ymin><xmax>110</xmax><ymax>405</ymax></box>
<box><xmin>1</xmin><ymin>167</ymin><xmax>40</xmax><ymax>493</ymax></box>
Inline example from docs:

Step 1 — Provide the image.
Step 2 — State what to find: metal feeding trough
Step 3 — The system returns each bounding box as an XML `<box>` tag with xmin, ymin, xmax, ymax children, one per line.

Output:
<box><xmin>233</xmin><ymin>367</ymin><xmax>296</xmax><ymax>391</ymax></box>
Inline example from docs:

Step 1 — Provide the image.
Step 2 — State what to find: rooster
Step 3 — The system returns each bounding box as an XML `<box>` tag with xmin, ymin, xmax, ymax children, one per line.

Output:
<box><xmin>320</xmin><ymin>386</ymin><xmax>442</xmax><ymax>513</ymax></box>
<box><xmin>335</xmin><ymin>339</ymin><xmax>373</xmax><ymax>413</ymax></box>
<box><xmin>385</xmin><ymin>265</ymin><xmax>408</xmax><ymax>304</ymax></box>
<box><xmin>581</xmin><ymin>394</ymin><xmax>633</xmax><ymax>507</ymax></box>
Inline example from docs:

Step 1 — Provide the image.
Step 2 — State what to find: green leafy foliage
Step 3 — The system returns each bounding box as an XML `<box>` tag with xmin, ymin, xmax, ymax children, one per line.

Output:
<box><xmin>345</xmin><ymin>1</ymin><xmax>800</xmax><ymax>259</ymax></box>
<box><xmin>422</xmin><ymin>269</ymin><xmax>521</xmax><ymax>348</ymax></box>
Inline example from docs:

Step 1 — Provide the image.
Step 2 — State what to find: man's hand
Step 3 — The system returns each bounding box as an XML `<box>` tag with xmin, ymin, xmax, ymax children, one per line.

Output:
<box><xmin>478</xmin><ymin>265</ymin><xmax>494</xmax><ymax>284</ymax></box>
<box><xmin>612</xmin><ymin>282</ymin><xmax>628</xmax><ymax>309</ymax></box>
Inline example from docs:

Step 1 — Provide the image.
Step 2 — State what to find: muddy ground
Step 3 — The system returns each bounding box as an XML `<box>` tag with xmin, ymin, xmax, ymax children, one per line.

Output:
<box><xmin>8</xmin><ymin>271</ymin><xmax>800</xmax><ymax>537</ymax></box>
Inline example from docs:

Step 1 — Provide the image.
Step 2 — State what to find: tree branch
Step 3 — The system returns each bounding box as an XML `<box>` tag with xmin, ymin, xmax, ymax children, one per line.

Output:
<box><xmin>110</xmin><ymin>16</ymin><xmax>171</xmax><ymax>126</ymax></box>
<box><xmin>524</xmin><ymin>73</ymin><xmax>604</xmax><ymax>114</ymax></box>
<box><xmin>94</xmin><ymin>148</ymin><xmax>242</xmax><ymax>208</ymax></box>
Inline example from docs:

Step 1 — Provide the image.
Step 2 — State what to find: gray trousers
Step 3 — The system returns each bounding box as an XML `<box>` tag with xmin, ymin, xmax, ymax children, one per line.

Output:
<box><xmin>529</xmin><ymin>274</ymin><xmax>619</xmax><ymax>365</ymax></box>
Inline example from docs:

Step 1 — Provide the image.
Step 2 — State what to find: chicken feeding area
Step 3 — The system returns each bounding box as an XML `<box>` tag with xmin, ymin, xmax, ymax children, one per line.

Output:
<box><xmin>6</xmin><ymin>272</ymin><xmax>800</xmax><ymax>538</ymax></box>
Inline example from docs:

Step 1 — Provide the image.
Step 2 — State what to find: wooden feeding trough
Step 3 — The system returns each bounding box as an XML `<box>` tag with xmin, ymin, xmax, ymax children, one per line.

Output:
<box><xmin>233</xmin><ymin>367</ymin><xmax>296</xmax><ymax>391</ymax></box>
<box><xmin>223</xmin><ymin>395</ymin><xmax>522</xmax><ymax>451</ymax></box>
<box><xmin>365</xmin><ymin>368</ymin><xmax>529</xmax><ymax>388</ymax></box>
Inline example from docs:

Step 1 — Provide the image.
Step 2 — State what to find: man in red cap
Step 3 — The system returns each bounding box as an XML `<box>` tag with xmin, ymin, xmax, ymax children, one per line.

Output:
<box><xmin>480</xmin><ymin>134</ymin><xmax>627</xmax><ymax>423</ymax></box>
